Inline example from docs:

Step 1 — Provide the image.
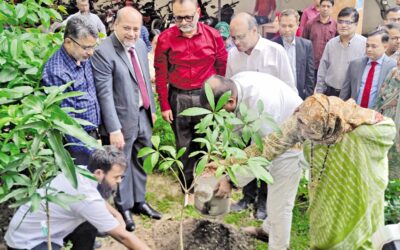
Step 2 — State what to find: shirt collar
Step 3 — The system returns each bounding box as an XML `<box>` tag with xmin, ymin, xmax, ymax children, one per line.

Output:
<box><xmin>252</xmin><ymin>36</ymin><xmax>264</xmax><ymax>52</ymax></box>
<box><xmin>338</xmin><ymin>34</ymin><xmax>356</xmax><ymax>46</ymax></box>
<box><xmin>60</xmin><ymin>45</ymin><xmax>85</xmax><ymax>68</ymax></box>
<box><xmin>316</xmin><ymin>15</ymin><xmax>332</xmax><ymax>24</ymax></box>
<box><xmin>283</xmin><ymin>37</ymin><xmax>296</xmax><ymax>46</ymax></box>
<box><xmin>368</xmin><ymin>55</ymin><xmax>385</xmax><ymax>65</ymax></box>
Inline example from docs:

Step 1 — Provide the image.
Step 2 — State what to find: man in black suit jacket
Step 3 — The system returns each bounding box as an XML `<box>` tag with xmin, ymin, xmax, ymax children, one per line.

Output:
<box><xmin>273</xmin><ymin>9</ymin><xmax>315</xmax><ymax>100</ymax></box>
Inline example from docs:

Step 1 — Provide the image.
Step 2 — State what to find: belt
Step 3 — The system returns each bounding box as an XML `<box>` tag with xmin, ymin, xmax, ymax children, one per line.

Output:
<box><xmin>169</xmin><ymin>85</ymin><xmax>202</xmax><ymax>94</ymax></box>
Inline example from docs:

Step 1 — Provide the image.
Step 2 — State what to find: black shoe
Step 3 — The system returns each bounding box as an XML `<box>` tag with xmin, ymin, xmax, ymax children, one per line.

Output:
<box><xmin>120</xmin><ymin>210</ymin><xmax>135</xmax><ymax>232</ymax></box>
<box><xmin>242</xmin><ymin>226</ymin><xmax>269</xmax><ymax>242</ymax></box>
<box><xmin>230</xmin><ymin>197</ymin><xmax>254</xmax><ymax>212</ymax></box>
<box><xmin>132</xmin><ymin>202</ymin><xmax>162</xmax><ymax>220</ymax></box>
<box><xmin>255</xmin><ymin>198</ymin><xmax>267</xmax><ymax>220</ymax></box>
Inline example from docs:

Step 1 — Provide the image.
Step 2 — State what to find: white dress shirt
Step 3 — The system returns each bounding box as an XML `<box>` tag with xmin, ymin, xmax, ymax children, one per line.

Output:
<box><xmin>226</xmin><ymin>36</ymin><xmax>297</xmax><ymax>94</ymax></box>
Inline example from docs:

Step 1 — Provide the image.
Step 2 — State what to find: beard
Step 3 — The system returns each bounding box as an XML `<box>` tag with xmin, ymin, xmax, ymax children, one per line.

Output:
<box><xmin>178</xmin><ymin>23</ymin><xmax>195</xmax><ymax>33</ymax></box>
<box><xmin>97</xmin><ymin>179</ymin><xmax>115</xmax><ymax>199</ymax></box>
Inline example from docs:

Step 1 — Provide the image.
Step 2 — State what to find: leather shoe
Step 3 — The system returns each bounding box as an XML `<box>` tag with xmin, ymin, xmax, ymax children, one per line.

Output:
<box><xmin>120</xmin><ymin>210</ymin><xmax>135</xmax><ymax>232</ymax></box>
<box><xmin>132</xmin><ymin>202</ymin><xmax>162</xmax><ymax>220</ymax></box>
<box><xmin>255</xmin><ymin>198</ymin><xmax>267</xmax><ymax>220</ymax></box>
<box><xmin>230</xmin><ymin>197</ymin><xmax>254</xmax><ymax>212</ymax></box>
<box><xmin>242</xmin><ymin>226</ymin><xmax>269</xmax><ymax>242</ymax></box>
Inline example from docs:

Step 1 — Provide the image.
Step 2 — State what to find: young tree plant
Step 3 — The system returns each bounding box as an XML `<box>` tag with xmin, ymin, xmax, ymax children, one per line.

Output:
<box><xmin>139</xmin><ymin>83</ymin><xmax>280</xmax><ymax>249</ymax></box>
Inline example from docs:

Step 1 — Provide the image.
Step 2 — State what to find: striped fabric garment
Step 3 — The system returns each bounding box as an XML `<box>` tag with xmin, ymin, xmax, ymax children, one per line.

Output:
<box><xmin>303</xmin><ymin>119</ymin><xmax>395</xmax><ymax>249</ymax></box>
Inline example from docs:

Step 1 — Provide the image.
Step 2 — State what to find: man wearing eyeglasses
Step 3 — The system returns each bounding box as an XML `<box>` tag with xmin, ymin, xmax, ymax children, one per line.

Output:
<box><xmin>384</xmin><ymin>23</ymin><xmax>400</xmax><ymax>60</ymax></box>
<box><xmin>154</xmin><ymin>0</ymin><xmax>227</xmax><ymax>202</ymax></box>
<box><xmin>41</xmin><ymin>15</ymin><xmax>101</xmax><ymax>249</ymax></box>
<box><xmin>315</xmin><ymin>7</ymin><xmax>366</xmax><ymax>97</ymax></box>
<box><xmin>384</xmin><ymin>7</ymin><xmax>400</xmax><ymax>25</ymax></box>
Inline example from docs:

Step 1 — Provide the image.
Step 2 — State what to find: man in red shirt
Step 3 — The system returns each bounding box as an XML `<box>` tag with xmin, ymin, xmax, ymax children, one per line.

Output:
<box><xmin>302</xmin><ymin>0</ymin><xmax>336</xmax><ymax>80</ymax></box>
<box><xmin>154</xmin><ymin>0</ymin><xmax>227</xmax><ymax>199</ymax></box>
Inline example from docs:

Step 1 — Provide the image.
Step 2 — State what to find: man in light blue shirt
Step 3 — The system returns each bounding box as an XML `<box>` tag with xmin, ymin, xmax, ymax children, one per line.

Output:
<box><xmin>340</xmin><ymin>29</ymin><xmax>396</xmax><ymax>107</ymax></box>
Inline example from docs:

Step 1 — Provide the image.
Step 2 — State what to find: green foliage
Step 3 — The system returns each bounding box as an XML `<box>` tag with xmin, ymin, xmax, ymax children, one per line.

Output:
<box><xmin>0</xmin><ymin>0</ymin><xmax>100</xmax><ymax>214</ymax></box>
<box><xmin>384</xmin><ymin>179</ymin><xmax>400</xmax><ymax>224</ymax></box>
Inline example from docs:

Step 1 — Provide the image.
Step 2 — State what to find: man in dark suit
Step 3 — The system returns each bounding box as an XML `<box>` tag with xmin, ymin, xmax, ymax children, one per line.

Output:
<box><xmin>273</xmin><ymin>8</ymin><xmax>315</xmax><ymax>99</ymax></box>
<box><xmin>92</xmin><ymin>7</ymin><xmax>161</xmax><ymax>232</ymax></box>
<box><xmin>340</xmin><ymin>29</ymin><xmax>396</xmax><ymax>108</ymax></box>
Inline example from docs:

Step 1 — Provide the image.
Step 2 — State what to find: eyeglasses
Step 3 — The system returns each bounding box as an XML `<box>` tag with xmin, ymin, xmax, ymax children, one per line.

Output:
<box><xmin>174</xmin><ymin>15</ymin><xmax>195</xmax><ymax>22</ymax></box>
<box><xmin>337</xmin><ymin>20</ymin><xmax>355</xmax><ymax>25</ymax></box>
<box><xmin>68</xmin><ymin>37</ymin><xmax>96</xmax><ymax>51</ymax></box>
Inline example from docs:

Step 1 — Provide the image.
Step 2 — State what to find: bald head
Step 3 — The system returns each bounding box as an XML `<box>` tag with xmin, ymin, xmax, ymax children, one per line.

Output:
<box><xmin>229</xmin><ymin>12</ymin><xmax>259</xmax><ymax>54</ymax></box>
<box><xmin>115</xmin><ymin>7</ymin><xmax>142</xmax><ymax>25</ymax></box>
<box><xmin>113</xmin><ymin>7</ymin><xmax>142</xmax><ymax>47</ymax></box>
<box><xmin>231</xmin><ymin>12</ymin><xmax>258</xmax><ymax>30</ymax></box>
<box><xmin>200</xmin><ymin>75</ymin><xmax>238</xmax><ymax>111</ymax></box>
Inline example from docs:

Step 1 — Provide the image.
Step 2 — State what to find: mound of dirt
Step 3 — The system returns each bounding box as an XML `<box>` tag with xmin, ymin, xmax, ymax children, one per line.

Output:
<box><xmin>0</xmin><ymin>202</ymin><xmax>14</xmax><ymax>246</ymax></box>
<box><xmin>152</xmin><ymin>218</ymin><xmax>255</xmax><ymax>250</ymax></box>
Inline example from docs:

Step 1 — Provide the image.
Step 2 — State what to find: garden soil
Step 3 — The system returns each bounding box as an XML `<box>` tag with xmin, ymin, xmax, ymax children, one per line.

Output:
<box><xmin>100</xmin><ymin>218</ymin><xmax>256</xmax><ymax>250</ymax></box>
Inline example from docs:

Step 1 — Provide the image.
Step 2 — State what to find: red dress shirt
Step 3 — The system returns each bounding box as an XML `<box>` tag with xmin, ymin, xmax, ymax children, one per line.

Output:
<box><xmin>302</xmin><ymin>15</ymin><xmax>337</xmax><ymax>69</ymax></box>
<box><xmin>154</xmin><ymin>22</ymin><xmax>227</xmax><ymax>111</ymax></box>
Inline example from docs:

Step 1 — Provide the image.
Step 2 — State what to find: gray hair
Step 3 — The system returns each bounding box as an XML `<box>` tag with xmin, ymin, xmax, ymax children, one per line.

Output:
<box><xmin>280</xmin><ymin>9</ymin><xmax>300</xmax><ymax>24</ymax></box>
<box><xmin>232</xmin><ymin>12</ymin><xmax>258</xmax><ymax>30</ymax></box>
<box><xmin>64</xmin><ymin>15</ymin><xmax>98</xmax><ymax>40</ymax></box>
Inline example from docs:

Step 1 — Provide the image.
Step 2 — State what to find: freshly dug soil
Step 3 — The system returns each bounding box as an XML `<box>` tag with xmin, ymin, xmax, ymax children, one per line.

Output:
<box><xmin>152</xmin><ymin>218</ymin><xmax>255</xmax><ymax>250</ymax></box>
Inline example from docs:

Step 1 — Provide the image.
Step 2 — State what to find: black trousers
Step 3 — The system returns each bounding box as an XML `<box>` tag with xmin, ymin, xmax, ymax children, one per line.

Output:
<box><xmin>169</xmin><ymin>86</ymin><xmax>203</xmax><ymax>191</ymax></box>
<box><xmin>242</xmin><ymin>179</ymin><xmax>268</xmax><ymax>206</ymax></box>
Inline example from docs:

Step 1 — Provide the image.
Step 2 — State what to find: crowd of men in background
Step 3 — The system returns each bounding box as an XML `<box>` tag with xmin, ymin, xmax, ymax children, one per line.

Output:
<box><xmin>4</xmin><ymin>0</ymin><xmax>400</xmax><ymax>250</ymax></box>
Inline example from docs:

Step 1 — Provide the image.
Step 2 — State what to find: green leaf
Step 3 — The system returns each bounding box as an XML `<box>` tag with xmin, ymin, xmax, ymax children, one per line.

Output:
<box><xmin>242</xmin><ymin>125</ymin><xmax>251</xmax><ymax>144</ymax></box>
<box><xmin>46</xmin><ymin>194</ymin><xmax>71</xmax><ymax>211</ymax></box>
<box><xmin>261</xmin><ymin>113</ymin><xmax>281</xmax><ymax>133</ymax></box>
<box><xmin>22</xmin><ymin>95</ymin><xmax>44</xmax><ymax>113</ymax></box>
<box><xmin>0</xmin><ymin>67</ymin><xmax>17</xmax><ymax>83</ymax></box>
<box><xmin>151</xmin><ymin>152</ymin><xmax>159</xmax><ymax>169</ymax></box>
<box><xmin>137</xmin><ymin>147</ymin><xmax>155</xmax><ymax>158</ymax></box>
<box><xmin>46</xmin><ymin>130</ymin><xmax>77</xmax><ymax>188</ymax></box>
<box><xmin>215</xmin><ymin>91</ymin><xmax>232</xmax><ymax>111</ymax></box>
<box><xmin>188</xmin><ymin>150</ymin><xmax>205</xmax><ymax>158</ymax></box>
<box><xmin>159</xmin><ymin>160</ymin><xmax>174</xmax><ymax>171</ymax></box>
<box><xmin>29</xmin><ymin>193</ymin><xmax>42</xmax><ymax>212</ymax></box>
<box><xmin>57</xmin><ymin>5</ymin><xmax>68</xmax><ymax>15</ymax></box>
<box><xmin>151</xmin><ymin>136</ymin><xmax>160</xmax><ymax>149</ymax></box>
<box><xmin>177</xmin><ymin>147</ymin><xmax>186</xmax><ymax>159</ymax></box>
<box><xmin>192</xmin><ymin>138</ymin><xmax>211</xmax><ymax>152</ymax></box>
<box><xmin>45</xmin><ymin>91</ymin><xmax>83</xmax><ymax>107</ymax></box>
<box><xmin>249</xmin><ymin>164</ymin><xmax>273</xmax><ymax>184</ymax></box>
<box><xmin>25</xmin><ymin>67</ymin><xmax>39</xmax><ymax>75</ymax></box>
<box><xmin>215</xmin><ymin>164</ymin><xmax>225</xmax><ymax>177</ymax></box>
<box><xmin>15</xmin><ymin>4</ymin><xmax>27</xmax><ymax>19</ymax></box>
<box><xmin>48</xmin><ymin>8</ymin><xmax>62</xmax><ymax>21</ymax></box>
<box><xmin>180</xmin><ymin>107</ymin><xmax>211</xmax><ymax>117</ymax></box>
<box><xmin>225</xmin><ymin>147</ymin><xmax>247</xmax><ymax>159</ymax></box>
<box><xmin>54</xmin><ymin>192</ymin><xmax>85</xmax><ymax>204</ymax></box>
<box><xmin>252</xmin><ymin>134</ymin><xmax>264</xmax><ymax>152</ymax></box>
<box><xmin>226</xmin><ymin>167</ymin><xmax>238</xmax><ymax>186</ymax></box>
<box><xmin>143</xmin><ymin>153</ymin><xmax>155</xmax><ymax>174</ymax></box>
<box><xmin>239</xmin><ymin>102</ymin><xmax>248</xmax><ymax>116</ymax></box>
<box><xmin>159</xmin><ymin>145</ymin><xmax>176</xmax><ymax>158</ymax></box>
<box><xmin>204</xmin><ymin>83</ymin><xmax>215</xmax><ymax>110</ymax></box>
<box><xmin>0</xmin><ymin>188</ymin><xmax>27</xmax><ymax>203</ymax></box>
<box><xmin>195</xmin><ymin>156</ymin><xmax>208</xmax><ymax>176</ymax></box>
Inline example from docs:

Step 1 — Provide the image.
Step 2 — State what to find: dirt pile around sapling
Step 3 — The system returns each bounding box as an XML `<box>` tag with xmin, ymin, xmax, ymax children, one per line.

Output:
<box><xmin>153</xmin><ymin>218</ymin><xmax>255</xmax><ymax>250</ymax></box>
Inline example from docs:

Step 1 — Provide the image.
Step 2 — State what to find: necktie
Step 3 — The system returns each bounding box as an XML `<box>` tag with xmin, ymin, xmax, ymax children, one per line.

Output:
<box><xmin>360</xmin><ymin>61</ymin><xmax>377</xmax><ymax>108</ymax></box>
<box><xmin>128</xmin><ymin>48</ymin><xmax>150</xmax><ymax>109</ymax></box>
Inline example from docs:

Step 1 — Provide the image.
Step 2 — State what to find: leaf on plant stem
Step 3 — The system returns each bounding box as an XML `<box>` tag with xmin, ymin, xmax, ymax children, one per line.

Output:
<box><xmin>204</xmin><ymin>82</ymin><xmax>215</xmax><ymax>110</ymax></box>
<box><xmin>15</xmin><ymin>4</ymin><xmax>27</xmax><ymax>19</ymax></box>
<box><xmin>225</xmin><ymin>147</ymin><xmax>247</xmax><ymax>160</ymax></box>
<box><xmin>47</xmin><ymin>8</ymin><xmax>62</xmax><ymax>21</ymax></box>
<box><xmin>239</xmin><ymin>102</ymin><xmax>247</xmax><ymax>117</ymax></box>
<box><xmin>188</xmin><ymin>150</ymin><xmax>206</xmax><ymax>158</ymax></box>
<box><xmin>22</xmin><ymin>95</ymin><xmax>44</xmax><ymax>113</ymax></box>
<box><xmin>195</xmin><ymin>156</ymin><xmax>208</xmax><ymax>176</ymax></box>
<box><xmin>29</xmin><ymin>192</ymin><xmax>42</xmax><ymax>213</ymax></box>
<box><xmin>177</xmin><ymin>147</ymin><xmax>186</xmax><ymax>159</ymax></box>
<box><xmin>137</xmin><ymin>147</ymin><xmax>155</xmax><ymax>158</ymax></box>
<box><xmin>180</xmin><ymin>107</ymin><xmax>211</xmax><ymax>117</ymax></box>
<box><xmin>242</xmin><ymin>125</ymin><xmax>251</xmax><ymax>144</ymax></box>
<box><xmin>46</xmin><ymin>194</ymin><xmax>71</xmax><ymax>211</ymax></box>
<box><xmin>0</xmin><ymin>66</ymin><xmax>17</xmax><ymax>83</ymax></box>
<box><xmin>57</xmin><ymin>5</ymin><xmax>68</xmax><ymax>14</ymax></box>
<box><xmin>159</xmin><ymin>160</ymin><xmax>174</xmax><ymax>171</ymax></box>
<box><xmin>215</xmin><ymin>164</ymin><xmax>225</xmax><ymax>177</ymax></box>
<box><xmin>159</xmin><ymin>145</ymin><xmax>176</xmax><ymax>158</ymax></box>
<box><xmin>248</xmin><ymin>157</ymin><xmax>271</xmax><ymax>167</ymax></box>
<box><xmin>46</xmin><ymin>91</ymin><xmax>84</xmax><ymax>107</ymax></box>
<box><xmin>215</xmin><ymin>91</ymin><xmax>231</xmax><ymax>111</ymax></box>
<box><xmin>0</xmin><ymin>188</ymin><xmax>27</xmax><ymax>203</ymax></box>
<box><xmin>54</xmin><ymin>192</ymin><xmax>85</xmax><ymax>204</ymax></box>
<box><xmin>143</xmin><ymin>152</ymin><xmax>157</xmax><ymax>174</ymax></box>
<box><xmin>226</xmin><ymin>167</ymin><xmax>238</xmax><ymax>186</ymax></box>
<box><xmin>24</xmin><ymin>67</ymin><xmax>38</xmax><ymax>75</ymax></box>
<box><xmin>151</xmin><ymin>136</ymin><xmax>160</xmax><ymax>149</ymax></box>
<box><xmin>73</xmin><ymin>118</ymin><xmax>94</xmax><ymax>127</ymax></box>
<box><xmin>27</xmin><ymin>12</ymin><xmax>39</xmax><ymax>24</ymax></box>
<box><xmin>192</xmin><ymin>138</ymin><xmax>211</xmax><ymax>152</ymax></box>
<box><xmin>252</xmin><ymin>134</ymin><xmax>264</xmax><ymax>152</ymax></box>
<box><xmin>249</xmin><ymin>165</ymin><xmax>273</xmax><ymax>185</ymax></box>
<box><xmin>46</xmin><ymin>130</ymin><xmax>77</xmax><ymax>188</ymax></box>
<box><xmin>261</xmin><ymin>113</ymin><xmax>281</xmax><ymax>133</ymax></box>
